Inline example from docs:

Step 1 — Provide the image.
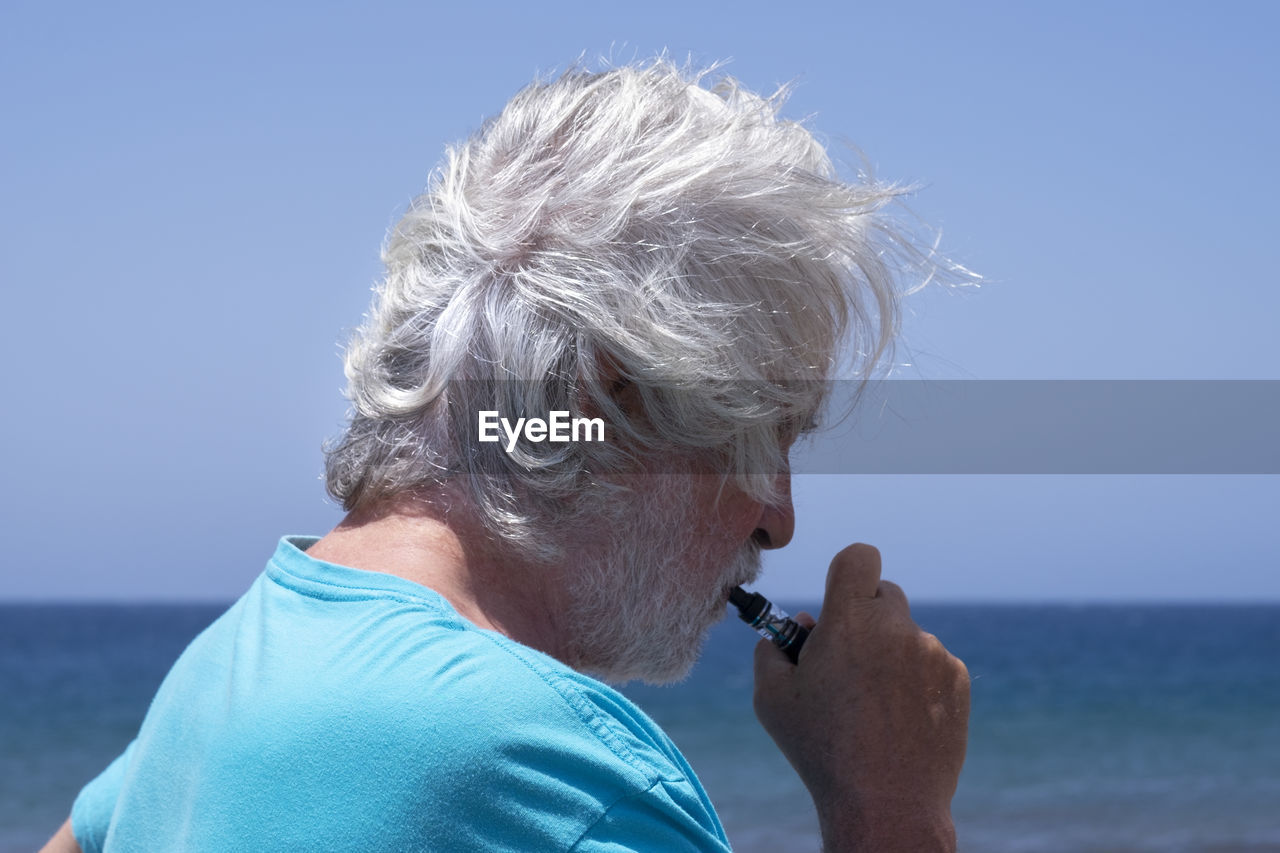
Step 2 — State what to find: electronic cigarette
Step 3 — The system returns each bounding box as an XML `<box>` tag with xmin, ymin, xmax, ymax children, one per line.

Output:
<box><xmin>728</xmin><ymin>586</ymin><xmax>809</xmax><ymax>663</ymax></box>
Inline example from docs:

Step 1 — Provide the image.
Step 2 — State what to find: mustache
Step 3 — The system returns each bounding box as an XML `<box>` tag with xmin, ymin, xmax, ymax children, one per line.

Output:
<box><xmin>723</xmin><ymin>541</ymin><xmax>763</xmax><ymax>592</ymax></box>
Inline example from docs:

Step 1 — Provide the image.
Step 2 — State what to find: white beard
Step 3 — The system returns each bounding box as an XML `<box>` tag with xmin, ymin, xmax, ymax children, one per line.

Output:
<box><xmin>565</xmin><ymin>477</ymin><xmax>762</xmax><ymax>685</ymax></box>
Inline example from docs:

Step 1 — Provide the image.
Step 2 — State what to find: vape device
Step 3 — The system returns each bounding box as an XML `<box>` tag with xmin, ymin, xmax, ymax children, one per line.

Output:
<box><xmin>728</xmin><ymin>586</ymin><xmax>809</xmax><ymax>663</ymax></box>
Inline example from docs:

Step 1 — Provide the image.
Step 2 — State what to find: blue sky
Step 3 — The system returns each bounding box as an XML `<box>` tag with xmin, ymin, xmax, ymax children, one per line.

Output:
<box><xmin>2</xmin><ymin>1</ymin><xmax>1276</xmax><ymax>601</ymax></box>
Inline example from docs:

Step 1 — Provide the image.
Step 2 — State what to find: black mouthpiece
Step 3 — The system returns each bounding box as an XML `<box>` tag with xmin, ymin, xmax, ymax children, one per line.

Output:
<box><xmin>728</xmin><ymin>586</ymin><xmax>755</xmax><ymax>611</ymax></box>
<box><xmin>727</xmin><ymin>585</ymin><xmax>809</xmax><ymax>663</ymax></box>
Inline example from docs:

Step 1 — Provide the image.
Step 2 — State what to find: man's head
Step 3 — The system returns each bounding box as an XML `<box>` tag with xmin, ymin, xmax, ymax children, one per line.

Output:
<box><xmin>322</xmin><ymin>58</ymin><xmax>914</xmax><ymax>681</ymax></box>
<box><xmin>326</xmin><ymin>58</ymin><xmax>905</xmax><ymax>547</ymax></box>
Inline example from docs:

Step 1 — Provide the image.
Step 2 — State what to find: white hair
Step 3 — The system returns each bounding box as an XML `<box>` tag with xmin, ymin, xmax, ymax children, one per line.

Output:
<box><xmin>325</xmin><ymin>58</ymin><xmax>930</xmax><ymax>557</ymax></box>
<box><xmin>566</xmin><ymin>474</ymin><xmax>762</xmax><ymax>685</ymax></box>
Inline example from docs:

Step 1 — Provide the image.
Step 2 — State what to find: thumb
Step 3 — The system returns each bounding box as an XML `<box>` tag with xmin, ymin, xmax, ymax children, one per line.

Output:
<box><xmin>824</xmin><ymin>543</ymin><xmax>882</xmax><ymax>603</ymax></box>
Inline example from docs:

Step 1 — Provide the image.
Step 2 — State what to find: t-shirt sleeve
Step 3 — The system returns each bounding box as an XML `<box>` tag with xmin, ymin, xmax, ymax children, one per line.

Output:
<box><xmin>71</xmin><ymin>740</ymin><xmax>136</xmax><ymax>853</ymax></box>
<box><xmin>571</xmin><ymin>778</ymin><xmax>734</xmax><ymax>853</ymax></box>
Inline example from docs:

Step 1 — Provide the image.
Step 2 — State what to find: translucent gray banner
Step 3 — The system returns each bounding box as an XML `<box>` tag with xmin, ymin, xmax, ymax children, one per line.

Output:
<box><xmin>792</xmin><ymin>380</ymin><xmax>1279</xmax><ymax>474</ymax></box>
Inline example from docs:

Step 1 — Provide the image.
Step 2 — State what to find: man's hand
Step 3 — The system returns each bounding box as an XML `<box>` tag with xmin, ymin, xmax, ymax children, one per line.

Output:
<box><xmin>752</xmin><ymin>544</ymin><xmax>970</xmax><ymax>853</ymax></box>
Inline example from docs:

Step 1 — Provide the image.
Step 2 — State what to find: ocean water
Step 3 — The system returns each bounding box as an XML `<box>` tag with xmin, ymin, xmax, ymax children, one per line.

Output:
<box><xmin>2</xmin><ymin>603</ymin><xmax>1277</xmax><ymax>852</ymax></box>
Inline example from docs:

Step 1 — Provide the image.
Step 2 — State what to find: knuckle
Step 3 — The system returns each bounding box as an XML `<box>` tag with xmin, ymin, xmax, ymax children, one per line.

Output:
<box><xmin>877</xmin><ymin>579</ymin><xmax>912</xmax><ymax>613</ymax></box>
<box><xmin>879</xmin><ymin>579</ymin><xmax>904</xmax><ymax>597</ymax></box>
<box><xmin>919</xmin><ymin>632</ymin><xmax>950</xmax><ymax>667</ymax></box>
<box><xmin>953</xmin><ymin>657</ymin><xmax>971</xmax><ymax>692</ymax></box>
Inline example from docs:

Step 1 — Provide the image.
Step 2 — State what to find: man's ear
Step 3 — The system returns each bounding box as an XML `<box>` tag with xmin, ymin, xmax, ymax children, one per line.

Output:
<box><xmin>577</xmin><ymin>350</ymin><xmax>645</xmax><ymax>425</ymax></box>
<box><xmin>607</xmin><ymin>376</ymin><xmax>644</xmax><ymax>423</ymax></box>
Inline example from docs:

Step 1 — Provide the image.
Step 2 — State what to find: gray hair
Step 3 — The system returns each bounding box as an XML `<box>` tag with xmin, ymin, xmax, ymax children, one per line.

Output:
<box><xmin>325</xmin><ymin>58</ymin><xmax>929</xmax><ymax>557</ymax></box>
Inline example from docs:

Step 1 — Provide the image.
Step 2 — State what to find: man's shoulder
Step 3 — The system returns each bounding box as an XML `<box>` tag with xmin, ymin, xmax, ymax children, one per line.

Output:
<box><xmin>385</xmin><ymin>623</ymin><xmax>693</xmax><ymax>787</ymax></box>
<box><xmin>252</xmin><ymin>537</ymin><xmax>692</xmax><ymax>785</ymax></box>
<box><xmin>324</xmin><ymin>618</ymin><xmax>724</xmax><ymax>847</ymax></box>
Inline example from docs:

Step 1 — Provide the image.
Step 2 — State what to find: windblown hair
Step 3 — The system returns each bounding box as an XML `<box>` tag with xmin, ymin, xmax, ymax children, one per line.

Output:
<box><xmin>325</xmin><ymin>58</ymin><xmax>927</xmax><ymax>558</ymax></box>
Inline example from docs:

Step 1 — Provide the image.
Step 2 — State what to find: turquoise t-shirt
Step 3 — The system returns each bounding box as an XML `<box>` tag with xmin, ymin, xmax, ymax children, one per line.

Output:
<box><xmin>72</xmin><ymin>537</ymin><xmax>731</xmax><ymax>852</ymax></box>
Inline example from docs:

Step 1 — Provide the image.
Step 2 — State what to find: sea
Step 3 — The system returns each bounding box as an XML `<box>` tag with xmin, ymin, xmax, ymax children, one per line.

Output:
<box><xmin>2</xmin><ymin>603</ymin><xmax>1277</xmax><ymax>853</ymax></box>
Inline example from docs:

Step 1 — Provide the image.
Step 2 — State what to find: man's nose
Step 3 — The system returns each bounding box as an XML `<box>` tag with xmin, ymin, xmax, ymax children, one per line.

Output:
<box><xmin>751</xmin><ymin>474</ymin><xmax>795</xmax><ymax>550</ymax></box>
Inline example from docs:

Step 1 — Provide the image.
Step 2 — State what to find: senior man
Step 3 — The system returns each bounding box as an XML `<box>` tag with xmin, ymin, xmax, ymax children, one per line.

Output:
<box><xmin>44</xmin><ymin>60</ymin><xmax>969</xmax><ymax>852</ymax></box>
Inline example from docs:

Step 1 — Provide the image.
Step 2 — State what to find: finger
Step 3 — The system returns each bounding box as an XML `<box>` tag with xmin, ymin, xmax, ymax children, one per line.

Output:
<box><xmin>751</xmin><ymin>637</ymin><xmax>797</xmax><ymax>732</ymax></box>
<box><xmin>753</xmin><ymin>634</ymin><xmax>797</xmax><ymax>684</ymax></box>
<box><xmin>824</xmin><ymin>543</ymin><xmax>882</xmax><ymax>602</ymax></box>
<box><xmin>793</xmin><ymin>611</ymin><xmax>817</xmax><ymax>629</ymax></box>
<box><xmin>876</xmin><ymin>579</ymin><xmax>911</xmax><ymax>616</ymax></box>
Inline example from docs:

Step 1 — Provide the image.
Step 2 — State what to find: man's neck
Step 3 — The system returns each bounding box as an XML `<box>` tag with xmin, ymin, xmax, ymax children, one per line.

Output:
<box><xmin>305</xmin><ymin>495</ymin><xmax>576</xmax><ymax>666</ymax></box>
